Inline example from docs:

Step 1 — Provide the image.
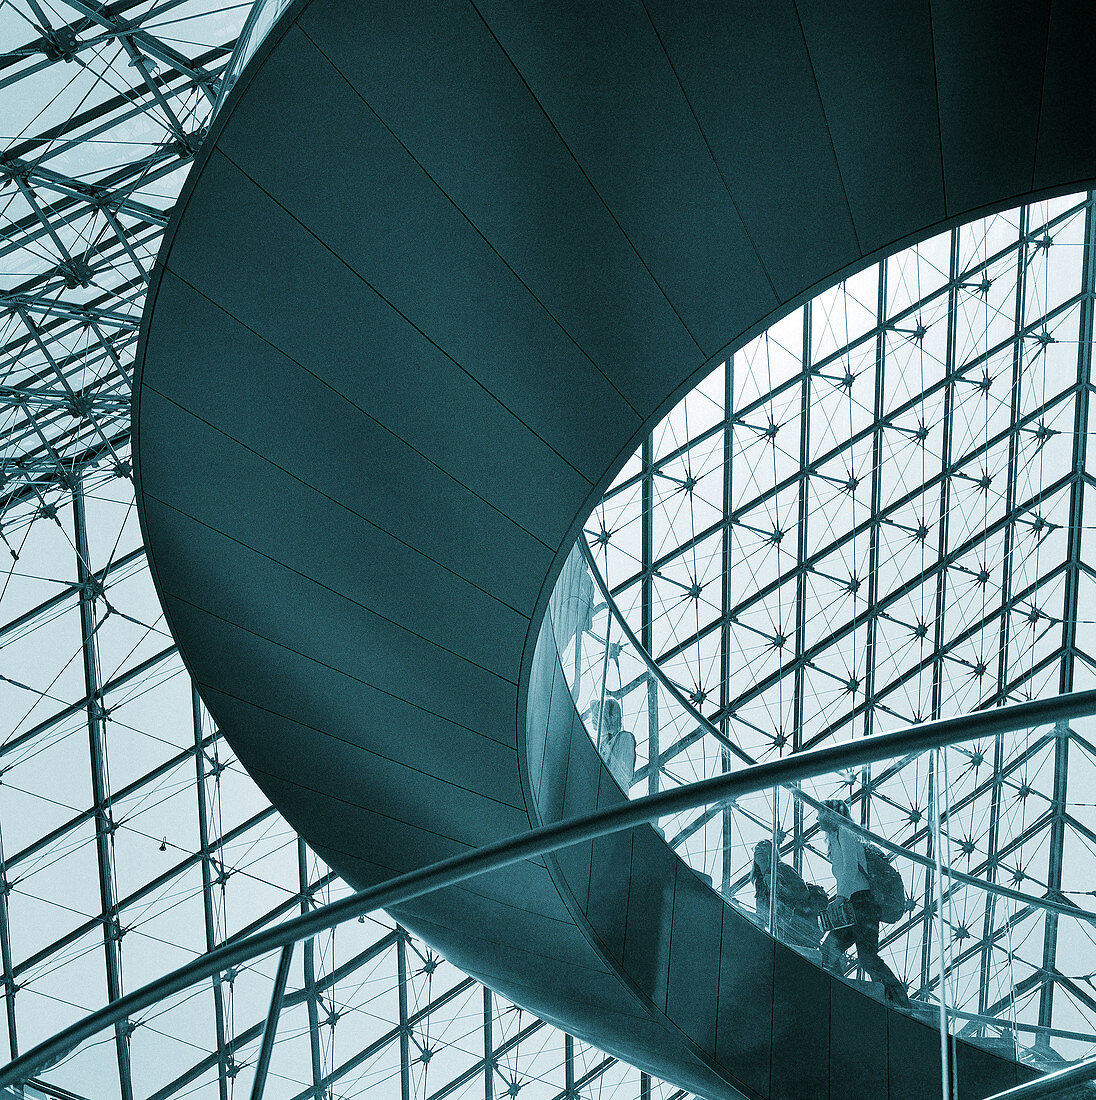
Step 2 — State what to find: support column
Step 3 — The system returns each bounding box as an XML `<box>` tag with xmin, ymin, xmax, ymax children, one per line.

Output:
<box><xmin>862</xmin><ymin>258</ymin><xmax>888</xmax><ymax>836</ymax></box>
<box><xmin>249</xmin><ymin>943</ymin><xmax>293</xmax><ymax>1100</ymax></box>
<box><xmin>483</xmin><ymin>986</ymin><xmax>494</xmax><ymax>1100</ymax></box>
<box><xmin>642</xmin><ymin>435</ymin><xmax>658</xmax><ymax>798</ymax></box>
<box><xmin>791</xmin><ymin>304</ymin><xmax>813</xmax><ymax>870</ymax></box>
<box><xmin>1040</xmin><ymin>196</ymin><xmax>1096</xmax><ymax>1033</ymax></box>
<box><xmin>721</xmin><ymin>357</ymin><xmax>735</xmax><ymax>893</ymax></box>
<box><xmin>0</xmin><ymin>825</ymin><xmax>17</xmax><ymax>1060</ymax></box>
<box><xmin>398</xmin><ymin>931</ymin><xmax>412</xmax><ymax>1100</ymax></box>
<box><xmin>192</xmin><ymin>687</ymin><xmax>230</xmax><ymax>1100</ymax></box>
<box><xmin>297</xmin><ymin>839</ymin><xmax>323</xmax><ymax>1098</ymax></box>
<box><xmin>923</xmin><ymin>227</ymin><xmax>961</xmax><ymax>995</ymax></box>
<box><xmin>73</xmin><ymin>475</ymin><xmax>133</xmax><ymax>1100</ymax></box>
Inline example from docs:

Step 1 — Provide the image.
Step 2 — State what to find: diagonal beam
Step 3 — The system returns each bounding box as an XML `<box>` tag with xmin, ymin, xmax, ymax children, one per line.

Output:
<box><xmin>249</xmin><ymin>943</ymin><xmax>294</xmax><ymax>1100</ymax></box>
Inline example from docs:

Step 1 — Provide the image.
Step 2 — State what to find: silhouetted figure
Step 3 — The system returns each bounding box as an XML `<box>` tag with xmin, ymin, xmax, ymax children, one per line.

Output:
<box><xmin>751</xmin><ymin>840</ymin><xmax>826</xmax><ymax>952</ymax></box>
<box><xmin>552</xmin><ymin>545</ymin><xmax>594</xmax><ymax>650</ymax></box>
<box><xmin>585</xmin><ymin>697</ymin><xmax>635</xmax><ymax>790</ymax></box>
<box><xmin>818</xmin><ymin>799</ymin><xmax>910</xmax><ymax>1007</ymax></box>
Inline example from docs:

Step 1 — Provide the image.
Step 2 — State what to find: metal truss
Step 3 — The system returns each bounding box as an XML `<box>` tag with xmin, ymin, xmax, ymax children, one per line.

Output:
<box><xmin>0</xmin><ymin>474</ymin><xmax>687</xmax><ymax>1100</ymax></box>
<box><xmin>585</xmin><ymin>193</ymin><xmax>1096</xmax><ymax>1067</ymax></box>
<box><xmin>0</xmin><ymin>2</ymin><xmax>684</xmax><ymax>1098</ymax></box>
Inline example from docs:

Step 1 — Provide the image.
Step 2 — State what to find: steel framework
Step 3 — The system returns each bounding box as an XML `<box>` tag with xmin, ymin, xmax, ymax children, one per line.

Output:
<box><xmin>6</xmin><ymin>688</ymin><xmax>1095</xmax><ymax>1094</ymax></box>
<box><xmin>583</xmin><ymin>193</ymin><xmax>1096</xmax><ymax>1066</ymax></box>
<box><xmin>0</xmin><ymin>2</ymin><xmax>682</xmax><ymax>1097</ymax></box>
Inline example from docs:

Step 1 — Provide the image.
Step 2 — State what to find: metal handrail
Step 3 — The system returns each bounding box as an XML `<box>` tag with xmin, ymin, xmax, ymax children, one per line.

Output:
<box><xmin>984</xmin><ymin>1054</ymin><xmax>1096</xmax><ymax>1100</ymax></box>
<box><xmin>4</xmin><ymin>687</ymin><xmax>1096</xmax><ymax>1089</ymax></box>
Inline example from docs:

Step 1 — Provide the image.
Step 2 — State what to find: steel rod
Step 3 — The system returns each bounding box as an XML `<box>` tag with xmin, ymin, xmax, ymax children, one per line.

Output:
<box><xmin>249</xmin><ymin>942</ymin><xmax>294</xmax><ymax>1100</ymax></box>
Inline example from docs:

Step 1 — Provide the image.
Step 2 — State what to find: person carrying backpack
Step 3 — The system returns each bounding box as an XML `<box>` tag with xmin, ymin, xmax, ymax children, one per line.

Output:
<box><xmin>818</xmin><ymin>799</ymin><xmax>910</xmax><ymax>1008</ymax></box>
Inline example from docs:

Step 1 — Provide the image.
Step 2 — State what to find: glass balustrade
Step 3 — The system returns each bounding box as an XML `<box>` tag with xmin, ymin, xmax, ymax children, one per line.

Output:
<box><xmin>212</xmin><ymin>0</ymin><xmax>295</xmax><ymax>115</ymax></box>
<box><xmin>12</xmin><ymin>537</ymin><xmax>1096</xmax><ymax>1096</ymax></box>
<box><xmin>548</xmin><ymin>542</ymin><xmax>1096</xmax><ymax>1083</ymax></box>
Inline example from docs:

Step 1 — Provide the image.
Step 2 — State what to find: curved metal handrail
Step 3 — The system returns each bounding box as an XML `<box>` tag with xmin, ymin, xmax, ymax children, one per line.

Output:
<box><xmin>987</xmin><ymin>1053</ymin><xmax>1096</xmax><ymax>1100</ymax></box>
<box><xmin>5</xmin><ymin>689</ymin><xmax>1095</xmax><ymax>1090</ymax></box>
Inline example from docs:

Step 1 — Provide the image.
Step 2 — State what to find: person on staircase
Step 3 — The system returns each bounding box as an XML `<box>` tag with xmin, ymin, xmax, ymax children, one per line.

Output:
<box><xmin>586</xmin><ymin>697</ymin><xmax>635</xmax><ymax>791</ymax></box>
<box><xmin>818</xmin><ymin>798</ymin><xmax>910</xmax><ymax>1008</ymax></box>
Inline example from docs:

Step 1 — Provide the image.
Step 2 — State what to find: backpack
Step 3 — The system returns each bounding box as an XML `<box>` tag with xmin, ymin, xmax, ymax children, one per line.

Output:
<box><xmin>863</xmin><ymin>845</ymin><xmax>905</xmax><ymax>923</ymax></box>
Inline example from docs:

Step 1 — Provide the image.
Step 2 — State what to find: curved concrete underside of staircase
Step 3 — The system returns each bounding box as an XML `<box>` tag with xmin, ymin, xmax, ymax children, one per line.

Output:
<box><xmin>134</xmin><ymin>2</ymin><xmax>1096</xmax><ymax>1094</ymax></box>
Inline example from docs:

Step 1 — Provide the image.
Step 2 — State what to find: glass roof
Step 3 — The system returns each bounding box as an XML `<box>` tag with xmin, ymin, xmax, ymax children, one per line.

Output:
<box><xmin>0</xmin><ymin>4</ymin><xmax>679</xmax><ymax>1098</ymax></box>
<box><xmin>577</xmin><ymin>191</ymin><xmax>1096</xmax><ymax>1063</ymax></box>
<box><xmin>591</xmin><ymin>196</ymin><xmax>1091</xmax><ymax>738</ymax></box>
